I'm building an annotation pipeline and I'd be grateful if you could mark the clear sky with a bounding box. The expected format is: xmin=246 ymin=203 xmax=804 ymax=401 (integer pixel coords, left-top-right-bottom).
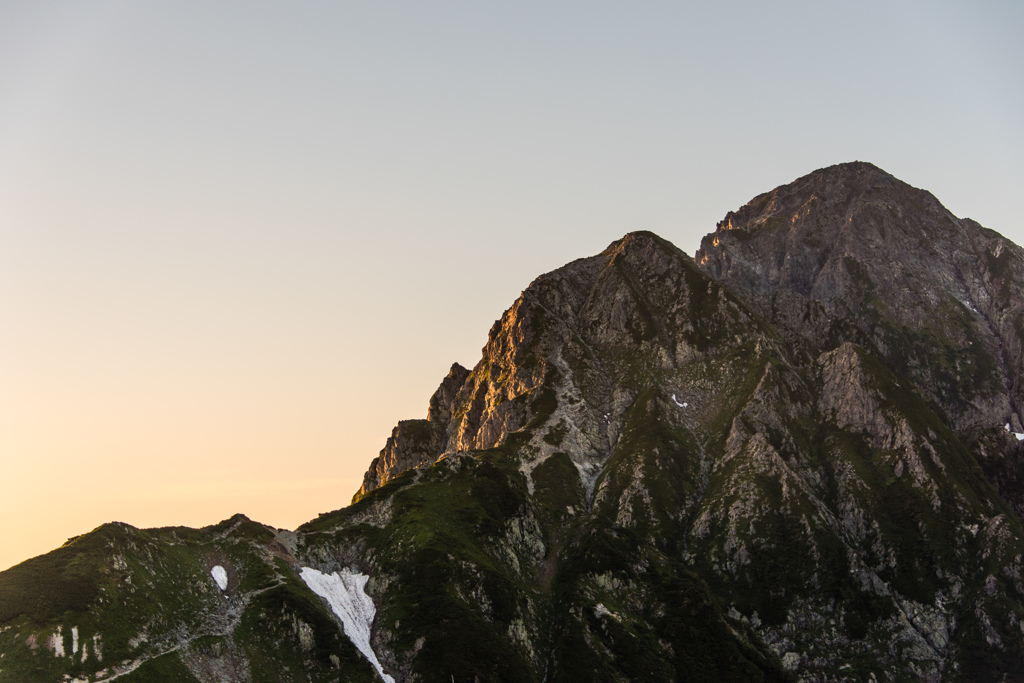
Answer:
xmin=2 ymin=1 xmax=1022 ymax=571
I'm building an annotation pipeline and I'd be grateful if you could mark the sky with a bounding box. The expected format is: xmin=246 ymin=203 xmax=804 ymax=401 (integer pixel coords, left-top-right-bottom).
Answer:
xmin=2 ymin=1 xmax=1022 ymax=571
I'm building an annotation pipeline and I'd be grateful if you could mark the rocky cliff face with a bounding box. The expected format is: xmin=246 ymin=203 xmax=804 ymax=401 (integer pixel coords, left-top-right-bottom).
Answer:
xmin=4 ymin=162 xmax=1024 ymax=683
xmin=695 ymin=161 xmax=1024 ymax=436
xmin=358 ymin=231 xmax=769 ymax=503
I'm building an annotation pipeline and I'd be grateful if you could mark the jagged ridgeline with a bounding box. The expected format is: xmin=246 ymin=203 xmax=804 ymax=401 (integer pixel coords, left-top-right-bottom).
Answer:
xmin=3 ymin=162 xmax=1024 ymax=683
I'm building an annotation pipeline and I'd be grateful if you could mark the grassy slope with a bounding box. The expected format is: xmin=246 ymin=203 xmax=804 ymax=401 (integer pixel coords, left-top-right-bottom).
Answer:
xmin=0 ymin=516 xmax=380 ymax=683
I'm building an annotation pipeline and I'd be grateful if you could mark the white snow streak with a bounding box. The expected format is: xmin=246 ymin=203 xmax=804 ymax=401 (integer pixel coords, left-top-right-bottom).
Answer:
xmin=671 ymin=394 xmax=688 ymax=408
xmin=300 ymin=567 xmax=394 ymax=683
xmin=1006 ymin=424 xmax=1024 ymax=441
xmin=210 ymin=566 xmax=228 ymax=591
xmin=50 ymin=626 xmax=64 ymax=657
xmin=72 ymin=626 xmax=79 ymax=654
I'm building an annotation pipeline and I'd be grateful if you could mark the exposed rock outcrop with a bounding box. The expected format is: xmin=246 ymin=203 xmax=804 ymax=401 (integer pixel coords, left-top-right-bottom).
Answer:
xmin=356 ymin=419 xmax=446 ymax=499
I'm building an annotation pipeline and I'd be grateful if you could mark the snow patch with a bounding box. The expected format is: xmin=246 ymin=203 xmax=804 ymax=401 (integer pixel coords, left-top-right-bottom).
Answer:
xmin=72 ymin=626 xmax=79 ymax=654
xmin=671 ymin=394 xmax=688 ymax=408
xmin=210 ymin=565 xmax=228 ymax=591
xmin=1005 ymin=424 xmax=1024 ymax=441
xmin=49 ymin=626 xmax=64 ymax=657
xmin=300 ymin=567 xmax=394 ymax=683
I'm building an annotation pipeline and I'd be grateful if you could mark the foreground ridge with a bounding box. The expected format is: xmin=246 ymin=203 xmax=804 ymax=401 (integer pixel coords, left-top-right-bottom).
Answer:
xmin=3 ymin=162 xmax=1024 ymax=682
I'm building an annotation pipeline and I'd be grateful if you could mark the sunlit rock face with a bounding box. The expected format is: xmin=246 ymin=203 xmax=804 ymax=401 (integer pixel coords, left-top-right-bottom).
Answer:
xmin=5 ymin=162 xmax=1024 ymax=683
xmin=361 ymin=229 xmax=771 ymax=501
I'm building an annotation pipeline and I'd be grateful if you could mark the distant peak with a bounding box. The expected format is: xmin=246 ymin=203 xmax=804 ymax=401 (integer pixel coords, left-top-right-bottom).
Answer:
xmin=603 ymin=230 xmax=674 ymax=256
xmin=612 ymin=229 xmax=662 ymax=244
xmin=802 ymin=160 xmax=901 ymax=185
xmin=820 ymin=160 xmax=887 ymax=174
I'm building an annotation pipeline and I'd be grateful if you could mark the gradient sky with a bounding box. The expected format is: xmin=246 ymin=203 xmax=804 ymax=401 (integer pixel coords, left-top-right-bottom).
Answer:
xmin=2 ymin=1 xmax=1022 ymax=571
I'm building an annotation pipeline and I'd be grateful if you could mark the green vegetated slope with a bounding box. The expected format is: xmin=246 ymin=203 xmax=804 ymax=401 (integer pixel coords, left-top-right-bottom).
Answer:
xmin=0 ymin=516 xmax=379 ymax=683
xmin=4 ymin=162 xmax=1024 ymax=682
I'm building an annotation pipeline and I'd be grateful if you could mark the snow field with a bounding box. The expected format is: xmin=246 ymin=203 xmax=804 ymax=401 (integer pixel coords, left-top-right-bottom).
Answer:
xmin=210 ymin=565 xmax=229 ymax=591
xmin=300 ymin=567 xmax=395 ymax=683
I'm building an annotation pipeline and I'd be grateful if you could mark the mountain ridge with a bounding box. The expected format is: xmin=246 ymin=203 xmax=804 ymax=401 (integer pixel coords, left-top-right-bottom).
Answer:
xmin=4 ymin=162 xmax=1024 ymax=682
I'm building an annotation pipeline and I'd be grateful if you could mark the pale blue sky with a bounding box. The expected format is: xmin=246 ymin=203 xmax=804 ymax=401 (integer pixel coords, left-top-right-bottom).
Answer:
xmin=1 ymin=1 xmax=1022 ymax=569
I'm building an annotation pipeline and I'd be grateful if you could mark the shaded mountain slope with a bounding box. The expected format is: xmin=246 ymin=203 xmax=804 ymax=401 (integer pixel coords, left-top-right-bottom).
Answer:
xmin=4 ymin=163 xmax=1024 ymax=683
xmin=694 ymin=161 xmax=1024 ymax=436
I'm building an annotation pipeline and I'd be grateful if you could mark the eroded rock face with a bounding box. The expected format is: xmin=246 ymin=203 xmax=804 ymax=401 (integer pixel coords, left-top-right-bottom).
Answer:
xmin=355 ymin=364 xmax=471 ymax=499
xmin=356 ymin=420 xmax=446 ymax=499
xmin=819 ymin=342 xmax=889 ymax=439
xmin=359 ymin=231 xmax=771 ymax=500
xmin=426 ymin=363 xmax=470 ymax=424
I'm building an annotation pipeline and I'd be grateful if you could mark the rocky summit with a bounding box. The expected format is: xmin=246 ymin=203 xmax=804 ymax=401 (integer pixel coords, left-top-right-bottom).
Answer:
xmin=3 ymin=162 xmax=1024 ymax=683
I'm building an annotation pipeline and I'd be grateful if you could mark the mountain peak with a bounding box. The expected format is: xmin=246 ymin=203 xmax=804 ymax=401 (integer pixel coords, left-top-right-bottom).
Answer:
xmin=602 ymin=229 xmax=679 ymax=258
xmin=696 ymin=161 xmax=1024 ymax=435
xmin=704 ymin=161 xmax=936 ymax=239
xmin=694 ymin=161 xmax=961 ymax=288
xmin=809 ymin=159 xmax=890 ymax=178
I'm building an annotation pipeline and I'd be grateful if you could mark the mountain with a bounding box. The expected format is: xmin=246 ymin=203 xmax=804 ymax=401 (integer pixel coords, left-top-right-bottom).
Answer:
xmin=3 ymin=162 xmax=1024 ymax=683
